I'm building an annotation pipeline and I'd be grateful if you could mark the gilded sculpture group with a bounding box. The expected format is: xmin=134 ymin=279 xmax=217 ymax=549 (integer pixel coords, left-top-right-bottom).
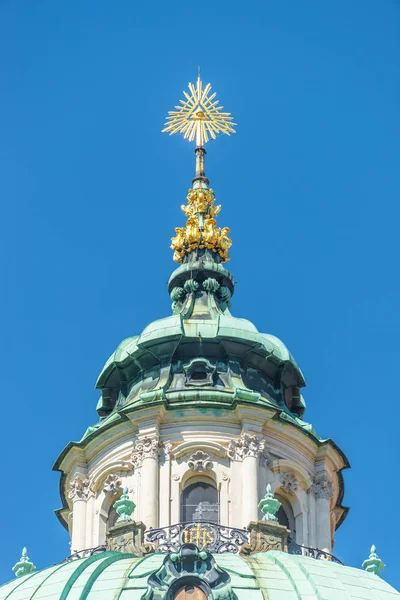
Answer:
xmin=171 ymin=188 xmax=232 ymax=263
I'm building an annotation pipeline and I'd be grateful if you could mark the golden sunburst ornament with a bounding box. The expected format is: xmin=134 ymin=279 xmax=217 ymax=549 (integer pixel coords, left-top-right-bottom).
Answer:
xmin=162 ymin=74 xmax=236 ymax=147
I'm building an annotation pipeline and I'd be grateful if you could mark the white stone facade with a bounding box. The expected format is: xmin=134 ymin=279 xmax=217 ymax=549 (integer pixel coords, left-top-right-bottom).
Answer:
xmin=58 ymin=403 xmax=347 ymax=555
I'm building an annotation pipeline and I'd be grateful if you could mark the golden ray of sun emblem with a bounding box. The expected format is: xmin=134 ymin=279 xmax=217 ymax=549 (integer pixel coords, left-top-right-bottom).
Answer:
xmin=162 ymin=74 xmax=236 ymax=147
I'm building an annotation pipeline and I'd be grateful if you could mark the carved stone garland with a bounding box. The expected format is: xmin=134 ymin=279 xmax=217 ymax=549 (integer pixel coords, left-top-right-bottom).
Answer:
xmin=227 ymin=433 xmax=265 ymax=461
xmin=187 ymin=450 xmax=214 ymax=472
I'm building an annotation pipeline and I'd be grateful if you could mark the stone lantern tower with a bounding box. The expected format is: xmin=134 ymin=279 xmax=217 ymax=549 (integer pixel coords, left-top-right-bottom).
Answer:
xmin=53 ymin=74 xmax=349 ymax=558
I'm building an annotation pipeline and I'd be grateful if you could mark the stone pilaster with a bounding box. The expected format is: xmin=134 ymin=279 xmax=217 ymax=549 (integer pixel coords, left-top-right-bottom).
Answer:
xmin=312 ymin=474 xmax=334 ymax=552
xmin=132 ymin=435 xmax=161 ymax=529
xmin=68 ymin=474 xmax=92 ymax=553
xmin=228 ymin=433 xmax=265 ymax=525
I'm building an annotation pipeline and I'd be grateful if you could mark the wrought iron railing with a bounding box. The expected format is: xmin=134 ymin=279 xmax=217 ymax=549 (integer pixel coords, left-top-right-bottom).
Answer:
xmin=63 ymin=545 xmax=107 ymax=562
xmin=145 ymin=521 xmax=249 ymax=554
xmin=287 ymin=537 xmax=343 ymax=564
xmin=61 ymin=526 xmax=343 ymax=565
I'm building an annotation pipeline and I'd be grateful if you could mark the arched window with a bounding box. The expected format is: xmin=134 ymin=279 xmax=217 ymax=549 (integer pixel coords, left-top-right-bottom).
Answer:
xmin=276 ymin=505 xmax=290 ymax=529
xmin=106 ymin=505 xmax=119 ymax=533
xmin=174 ymin=585 xmax=207 ymax=600
xmin=181 ymin=482 xmax=219 ymax=523
xmin=275 ymin=494 xmax=296 ymax=537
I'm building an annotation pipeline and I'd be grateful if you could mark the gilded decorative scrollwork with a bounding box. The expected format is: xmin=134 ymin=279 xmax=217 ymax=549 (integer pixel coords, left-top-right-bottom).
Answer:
xmin=171 ymin=188 xmax=232 ymax=263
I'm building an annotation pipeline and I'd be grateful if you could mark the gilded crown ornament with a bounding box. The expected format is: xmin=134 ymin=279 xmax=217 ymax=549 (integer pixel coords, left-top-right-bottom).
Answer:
xmin=163 ymin=72 xmax=235 ymax=264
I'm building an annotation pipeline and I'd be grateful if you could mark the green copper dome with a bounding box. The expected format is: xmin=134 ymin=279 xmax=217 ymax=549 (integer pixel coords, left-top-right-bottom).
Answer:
xmin=93 ymin=252 xmax=311 ymax=437
xmin=1 ymin=550 xmax=397 ymax=600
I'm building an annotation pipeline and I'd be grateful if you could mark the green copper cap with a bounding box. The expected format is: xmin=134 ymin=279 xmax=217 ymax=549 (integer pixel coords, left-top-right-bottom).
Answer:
xmin=258 ymin=484 xmax=282 ymax=522
xmin=113 ymin=487 xmax=136 ymax=523
xmin=362 ymin=544 xmax=385 ymax=575
xmin=12 ymin=547 xmax=36 ymax=578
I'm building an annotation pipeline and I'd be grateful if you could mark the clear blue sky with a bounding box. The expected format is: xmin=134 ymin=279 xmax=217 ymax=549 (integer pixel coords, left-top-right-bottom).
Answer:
xmin=1 ymin=0 xmax=399 ymax=588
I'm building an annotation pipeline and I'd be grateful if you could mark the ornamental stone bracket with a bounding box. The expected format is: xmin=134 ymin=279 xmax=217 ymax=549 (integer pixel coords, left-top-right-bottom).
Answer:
xmin=68 ymin=474 xmax=93 ymax=502
xmin=187 ymin=450 xmax=214 ymax=472
xmin=312 ymin=474 xmax=334 ymax=500
xmin=280 ymin=471 xmax=298 ymax=495
xmin=103 ymin=473 xmax=122 ymax=496
xmin=227 ymin=433 xmax=265 ymax=461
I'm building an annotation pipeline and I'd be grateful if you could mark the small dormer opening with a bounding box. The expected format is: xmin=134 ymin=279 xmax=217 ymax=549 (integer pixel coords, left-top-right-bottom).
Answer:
xmin=183 ymin=358 xmax=216 ymax=387
xmin=191 ymin=369 xmax=207 ymax=381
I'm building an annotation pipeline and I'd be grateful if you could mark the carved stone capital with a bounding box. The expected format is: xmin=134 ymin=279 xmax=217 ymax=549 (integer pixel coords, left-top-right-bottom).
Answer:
xmin=280 ymin=471 xmax=298 ymax=495
xmin=68 ymin=474 xmax=93 ymax=502
xmin=103 ymin=473 xmax=122 ymax=496
xmin=106 ymin=520 xmax=151 ymax=555
xmin=239 ymin=520 xmax=290 ymax=556
xmin=312 ymin=475 xmax=334 ymax=500
xmin=131 ymin=435 xmax=161 ymax=468
xmin=187 ymin=450 xmax=213 ymax=472
xmin=228 ymin=433 xmax=265 ymax=461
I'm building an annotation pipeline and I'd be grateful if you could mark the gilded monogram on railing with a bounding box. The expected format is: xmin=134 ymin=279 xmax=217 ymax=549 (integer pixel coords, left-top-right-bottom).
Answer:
xmin=145 ymin=521 xmax=249 ymax=554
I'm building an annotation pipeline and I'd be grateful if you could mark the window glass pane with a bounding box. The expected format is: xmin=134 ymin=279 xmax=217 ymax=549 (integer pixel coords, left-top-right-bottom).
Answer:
xmin=181 ymin=482 xmax=219 ymax=523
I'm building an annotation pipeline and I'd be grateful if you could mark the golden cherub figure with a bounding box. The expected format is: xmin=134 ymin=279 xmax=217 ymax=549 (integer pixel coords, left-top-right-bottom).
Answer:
xmin=185 ymin=217 xmax=200 ymax=249
xmin=218 ymin=227 xmax=232 ymax=262
xmin=202 ymin=218 xmax=218 ymax=250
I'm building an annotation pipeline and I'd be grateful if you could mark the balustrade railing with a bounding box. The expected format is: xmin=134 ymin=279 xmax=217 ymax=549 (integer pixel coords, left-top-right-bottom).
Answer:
xmin=145 ymin=521 xmax=249 ymax=554
xmin=61 ymin=524 xmax=343 ymax=565
xmin=287 ymin=536 xmax=343 ymax=564
xmin=63 ymin=545 xmax=107 ymax=562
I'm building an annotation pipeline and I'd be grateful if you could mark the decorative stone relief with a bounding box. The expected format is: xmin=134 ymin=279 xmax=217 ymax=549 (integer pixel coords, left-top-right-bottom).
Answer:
xmin=187 ymin=450 xmax=213 ymax=472
xmin=131 ymin=435 xmax=161 ymax=468
xmin=161 ymin=442 xmax=173 ymax=462
xmin=222 ymin=472 xmax=229 ymax=481
xmin=103 ymin=473 xmax=122 ymax=495
xmin=240 ymin=520 xmax=289 ymax=556
xmin=227 ymin=433 xmax=265 ymax=461
xmin=280 ymin=471 xmax=298 ymax=495
xmin=259 ymin=446 xmax=273 ymax=467
xmin=312 ymin=474 xmax=334 ymax=499
xmin=68 ymin=474 xmax=92 ymax=501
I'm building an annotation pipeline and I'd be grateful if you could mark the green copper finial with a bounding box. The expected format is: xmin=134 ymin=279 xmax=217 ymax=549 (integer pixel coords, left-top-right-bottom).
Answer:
xmin=12 ymin=547 xmax=36 ymax=578
xmin=362 ymin=544 xmax=385 ymax=575
xmin=258 ymin=484 xmax=282 ymax=522
xmin=113 ymin=487 xmax=136 ymax=523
